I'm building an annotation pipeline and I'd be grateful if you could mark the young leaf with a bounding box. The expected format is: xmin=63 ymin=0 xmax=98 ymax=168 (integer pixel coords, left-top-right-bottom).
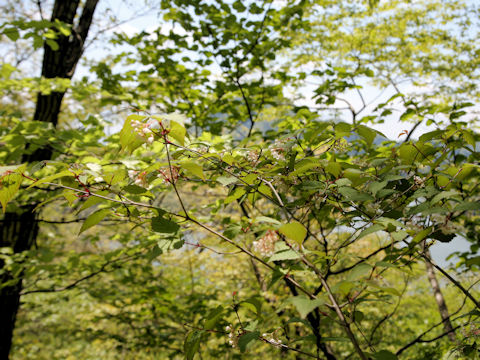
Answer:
xmin=279 ymin=221 xmax=307 ymax=245
xmin=79 ymin=209 xmax=110 ymax=234
xmin=181 ymin=162 xmax=205 ymax=180
xmin=26 ymin=170 xmax=73 ymax=189
xmin=0 ymin=164 xmax=26 ymax=212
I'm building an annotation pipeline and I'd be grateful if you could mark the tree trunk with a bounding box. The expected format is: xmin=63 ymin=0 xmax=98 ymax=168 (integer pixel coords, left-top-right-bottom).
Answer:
xmin=0 ymin=1 xmax=98 ymax=357
xmin=424 ymin=249 xmax=456 ymax=342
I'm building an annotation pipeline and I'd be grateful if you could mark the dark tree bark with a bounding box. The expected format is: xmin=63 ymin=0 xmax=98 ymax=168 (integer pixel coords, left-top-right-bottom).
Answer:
xmin=0 ymin=1 xmax=99 ymax=358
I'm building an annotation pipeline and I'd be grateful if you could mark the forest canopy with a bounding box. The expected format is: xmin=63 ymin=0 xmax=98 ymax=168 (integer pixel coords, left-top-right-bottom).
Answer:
xmin=0 ymin=0 xmax=479 ymax=359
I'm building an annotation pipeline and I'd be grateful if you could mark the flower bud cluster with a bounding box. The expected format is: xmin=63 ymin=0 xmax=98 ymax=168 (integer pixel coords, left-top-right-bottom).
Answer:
xmin=413 ymin=175 xmax=425 ymax=188
xmin=333 ymin=138 xmax=348 ymax=152
xmin=246 ymin=150 xmax=260 ymax=165
xmin=158 ymin=166 xmax=179 ymax=185
xmin=131 ymin=118 xmax=161 ymax=144
xmin=225 ymin=325 xmax=238 ymax=348
xmin=128 ymin=170 xmax=148 ymax=187
xmin=253 ymin=230 xmax=279 ymax=257
xmin=262 ymin=331 xmax=282 ymax=347
xmin=269 ymin=138 xmax=293 ymax=161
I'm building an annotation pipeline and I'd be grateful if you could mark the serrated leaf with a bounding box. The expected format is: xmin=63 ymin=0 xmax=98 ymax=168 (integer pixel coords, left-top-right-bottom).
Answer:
xmin=222 ymin=153 xmax=235 ymax=165
xmin=430 ymin=190 xmax=459 ymax=205
xmin=217 ymin=176 xmax=237 ymax=186
xmin=269 ymin=250 xmax=300 ymax=262
xmin=357 ymin=125 xmax=376 ymax=147
xmin=454 ymin=202 xmax=480 ymax=212
xmin=412 ymin=227 xmax=432 ymax=244
xmin=357 ymin=224 xmax=385 ymax=239
xmin=0 ymin=164 xmax=26 ymax=212
xmin=240 ymin=298 xmax=262 ymax=316
xmin=79 ymin=208 xmax=110 ymax=234
xmin=347 ymin=263 xmax=372 ymax=281
xmin=287 ymin=295 xmax=326 ymax=319
xmin=168 ymin=120 xmax=186 ymax=145
xmin=279 ymin=221 xmax=307 ymax=245
xmin=123 ymin=184 xmax=148 ymax=194
xmin=204 ymin=305 xmax=224 ymax=330
xmin=181 ymin=161 xmax=205 ymax=180
xmin=78 ymin=190 xmax=109 ymax=211
xmin=326 ymin=162 xmax=342 ymax=177
xmin=254 ymin=216 xmax=281 ymax=225
xmin=224 ymin=187 xmax=246 ymax=204
xmin=63 ymin=190 xmax=77 ymax=206
xmin=151 ymin=216 xmax=180 ymax=233
xmin=27 ymin=170 xmax=73 ymax=189
xmin=338 ymin=187 xmax=374 ymax=202
xmin=238 ymin=331 xmax=259 ymax=352
xmin=184 ymin=330 xmax=203 ymax=360
xmin=119 ymin=114 xmax=146 ymax=153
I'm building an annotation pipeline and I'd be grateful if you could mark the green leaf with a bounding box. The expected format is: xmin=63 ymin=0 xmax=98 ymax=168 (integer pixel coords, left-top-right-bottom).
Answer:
xmin=254 ymin=216 xmax=281 ymax=225
xmin=184 ymin=330 xmax=203 ymax=360
xmin=217 ymin=176 xmax=237 ymax=186
xmin=224 ymin=187 xmax=246 ymax=204
xmin=398 ymin=144 xmax=418 ymax=164
xmin=26 ymin=170 xmax=73 ymax=189
xmin=204 ymin=306 xmax=224 ymax=330
xmin=119 ymin=114 xmax=147 ymax=153
xmin=222 ymin=153 xmax=235 ymax=165
xmin=181 ymin=161 xmax=205 ymax=180
xmin=279 ymin=221 xmax=307 ymax=245
xmin=0 ymin=164 xmax=26 ymax=212
xmin=169 ymin=120 xmax=187 ymax=145
xmin=430 ymin=230 xmax=455 ymax=243
xmin=347 ymin=263 xmax=372 ymax=281
xmin=326 ymin=162 xmax=342 ymax=177
xmin=240 ymin=298 xmax=262 ymax=317
xmin=338 ymin=187 xmax=374 ymax=202
xmin=454 ymin=202 xmax=480 ymax=212
xmin=151 ymin=216 xmax=180 ymax=233
xmin=46 ymin=39 xmax=59 ymax=50
xmin=369 ymin=180 xmax=388 ymax=196
xmin=269 ymin=249 xmax=300 ymax=262
xmin=3 ymin=27 xmax=19 ymax=41
xmin=372 ymin=350 xmax=398 ymax=360
xmin=79 ymin=209 xmax=110 ymax=234
xmin=430 ymin=190 xmax=459 ymax=205
xmin=411 ymin=227 xmax=432 ymax=244
xmin=357 ymin=125 xmax=376 ymax=147
xmin=238 ymin=331 xmax=259 ymax=353
xmin=287 ymin=295 xmax=326 ymax=319
xmin=123 ymin=184 xmax=148 ymax=194
xmin=78 ymin=191 xmax=108 ymax=211
xmin=462 ymin=131 xmax=476 ymax=148
xmin=357 ymin=224 xmax=385 ymax=239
